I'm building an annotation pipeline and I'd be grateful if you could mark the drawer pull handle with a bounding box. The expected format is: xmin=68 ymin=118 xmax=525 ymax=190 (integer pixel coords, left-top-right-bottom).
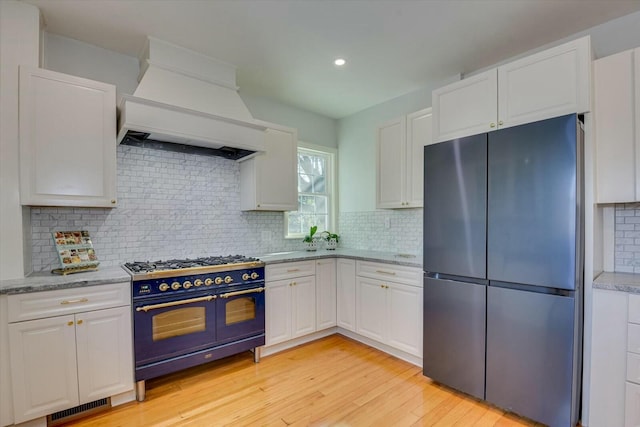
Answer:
xmin=375 ymin=270 xmax=396 ymax=276
xmin=219 ymin=287 xmax=265 ymax=298
xmin=61 ymin=298 xmax=89 ymax=305
xmin=287 ymin=269 xmax=300 ymax=272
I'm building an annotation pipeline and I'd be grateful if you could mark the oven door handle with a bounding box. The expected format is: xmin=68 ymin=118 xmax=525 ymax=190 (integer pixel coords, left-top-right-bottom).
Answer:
xmin=219 ymin=287 xmax=265 ymax=299
xmin=135 ymin=295 xmax=217 ymax=312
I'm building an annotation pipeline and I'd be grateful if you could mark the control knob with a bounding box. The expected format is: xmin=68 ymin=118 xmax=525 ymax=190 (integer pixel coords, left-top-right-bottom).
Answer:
xmin=224 ymin=276 xmax=233 ymax=284
xmin=214 ymin=277 xmax=223 ymax=285
xmin=171 ymin=281 xmax=181 ymax=290
xmin=194 ymin=279 xmax=203 ymax=287
xmin=242 ymin=273 xmax=250 ymax=281
xmin=159 ymin=283 xmax=170 ymax=291
xmin=183 ymin=281 xmax=192 ymax=289
xmin=204 ymin=278 xmax=213 ymax=286
xmin=250 ymin=272 xmax=259 ymax=280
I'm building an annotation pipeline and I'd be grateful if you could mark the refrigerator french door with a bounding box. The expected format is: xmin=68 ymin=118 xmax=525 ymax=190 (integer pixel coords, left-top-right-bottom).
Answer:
xmin=423 ymin=133 xmax=487 ymax=400
xmin=423 ymin=114 xmax=582 ymax=427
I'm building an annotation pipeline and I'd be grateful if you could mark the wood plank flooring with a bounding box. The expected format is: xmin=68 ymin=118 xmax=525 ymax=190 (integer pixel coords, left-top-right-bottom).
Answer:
xmin=68 ymin=335 xmax=546 ymax=426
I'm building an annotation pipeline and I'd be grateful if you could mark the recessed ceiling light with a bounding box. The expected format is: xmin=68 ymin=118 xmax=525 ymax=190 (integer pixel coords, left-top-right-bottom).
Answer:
xmin=334 ymin=58 xmax=346 ymax=67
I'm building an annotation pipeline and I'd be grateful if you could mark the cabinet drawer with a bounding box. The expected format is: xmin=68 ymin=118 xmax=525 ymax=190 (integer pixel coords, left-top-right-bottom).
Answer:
xmin=8 ymin=282 xmax=131 ymax=323
xmin=356 ymin=261 xmax=421 ymax=287
xmin=266 ymin=261 xmax=315 ymax=281
xmin=630 ymin=323 xmax=640 ymax=355
xmin=630 ymin=294 xmax=640 ymax=325
xmin=629 ymin=352 xmax=640 ymax=385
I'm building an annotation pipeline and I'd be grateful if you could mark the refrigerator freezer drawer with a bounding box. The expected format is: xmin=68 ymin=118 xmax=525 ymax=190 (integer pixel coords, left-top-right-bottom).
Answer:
xmin=423 ymin=277 xmax=486 ymax=400
xmin=486 ymin=285 xmax=577 ymax=427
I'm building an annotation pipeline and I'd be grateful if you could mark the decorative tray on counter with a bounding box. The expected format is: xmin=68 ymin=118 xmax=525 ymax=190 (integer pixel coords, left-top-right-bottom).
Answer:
xmin=51 ymin=230 xmax=99 ymax=274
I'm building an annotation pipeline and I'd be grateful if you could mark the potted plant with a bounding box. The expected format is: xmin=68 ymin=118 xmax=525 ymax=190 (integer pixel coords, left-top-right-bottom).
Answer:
xmin=320 ymin=230 xmax=340 ymax=250
xmin=303 ymin=225 xmax=319 ymax=251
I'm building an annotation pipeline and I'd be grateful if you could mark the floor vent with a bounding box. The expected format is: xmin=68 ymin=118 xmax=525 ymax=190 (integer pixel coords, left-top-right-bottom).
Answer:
xmin=47 ymin=397 xmax=110 ymax=426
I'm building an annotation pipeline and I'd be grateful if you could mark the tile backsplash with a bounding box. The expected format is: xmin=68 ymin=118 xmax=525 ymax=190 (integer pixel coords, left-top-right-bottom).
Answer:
xmin=339 ymin=210 xmax=423 ymax=256
xmin=30 ymin=145 xmax=301 ymax=271
xmin=615 ymin=202 xmax=640 ymax=273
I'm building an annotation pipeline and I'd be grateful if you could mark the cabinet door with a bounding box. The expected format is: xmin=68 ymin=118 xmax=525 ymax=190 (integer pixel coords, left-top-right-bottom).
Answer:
xmin=19 ymin=67 xmax=117 ymax=207
xmin=9 ymin=315 xmax=79 ymax=423
xmin=376 ymin=117 xmax=406 ymax=208
xmin=594 ymin=49 xmax=636 ymax=203
xmin=498 ymin=36 xmax=590 ymax=129
xmin=292 ymin=275 xmax=316 ymax=338
xmin=240 ymin=126 xmax=298 ymax=211
xmin=336 ymin=259 xmax=356 ymax=331
xmin=75 ymin=306 xmax=133 ymax=404
xmin=589 ymin=289 xmax=628 ymax=427
xmin=635 ymin=47 xmax=640 ymax=202
xmin=406 ymin=108 xmax=432 ymax=208
xmin=432 ymin=69 xmax=498 ymax=143
xmin=626 ymin=382 xmax=640 ymax=427
xmin=355 ymin=277 xmax=386 ymax=343
xmin=316 ymin=259 xmax=337 ymax=330
xmin=386 ymin=282 xmax=422 ymax=357
xmin=265 ymin=279 xmax=292 ymax=346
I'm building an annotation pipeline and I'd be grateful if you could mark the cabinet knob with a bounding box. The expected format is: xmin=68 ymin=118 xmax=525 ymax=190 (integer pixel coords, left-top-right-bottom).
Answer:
xmin=111 ymin=200 xmax=116 ymax=204
xmin=498 ymin=120 xmax=504 ymax=126
xmin=67 ymin=321 xmax=74 ymax=326
xmin=77 ymin=319 xmax=83 ymax=325
xmin=490 ymin=122 xmax=496 ymax=128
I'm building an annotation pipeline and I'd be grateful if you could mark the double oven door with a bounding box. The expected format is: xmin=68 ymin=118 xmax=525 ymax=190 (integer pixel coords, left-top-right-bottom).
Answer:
xmin=133 ymin=284 xmax=265 ymax=368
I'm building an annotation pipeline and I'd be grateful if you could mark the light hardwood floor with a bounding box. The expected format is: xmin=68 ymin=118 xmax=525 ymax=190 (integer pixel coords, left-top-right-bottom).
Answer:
xmin=69 ymin=335 xmax=546 ymax=426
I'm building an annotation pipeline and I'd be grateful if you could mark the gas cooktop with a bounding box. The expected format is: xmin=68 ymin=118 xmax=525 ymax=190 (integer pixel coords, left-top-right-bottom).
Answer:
xmin=123 ymin=255 xmax=263 ymax=279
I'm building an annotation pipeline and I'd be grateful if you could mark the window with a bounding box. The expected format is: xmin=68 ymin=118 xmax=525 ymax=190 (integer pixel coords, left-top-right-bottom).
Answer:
xmin=286 ymin=144 xmax=336 ymax=238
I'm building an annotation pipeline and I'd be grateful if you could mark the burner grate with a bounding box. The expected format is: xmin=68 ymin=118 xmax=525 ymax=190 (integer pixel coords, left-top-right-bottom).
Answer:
xmin=124 ymin=255 xmax=260 ymax=274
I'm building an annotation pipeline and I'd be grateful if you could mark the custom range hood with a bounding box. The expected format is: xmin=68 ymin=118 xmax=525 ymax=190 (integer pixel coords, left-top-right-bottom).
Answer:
xmin=117 ymin=37 xmax=266 ymax=160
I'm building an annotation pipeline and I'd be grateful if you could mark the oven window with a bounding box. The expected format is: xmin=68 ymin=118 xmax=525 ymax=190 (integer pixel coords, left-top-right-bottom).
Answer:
xmin=152 ymin=307 xmax=206 ymax=341
xmin=225 ymin=297 xmax=256 ymax=325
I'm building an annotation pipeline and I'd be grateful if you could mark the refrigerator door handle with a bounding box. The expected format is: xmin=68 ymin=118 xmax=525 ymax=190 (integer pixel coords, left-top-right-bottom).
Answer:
xmin=424 ymin=271 xmax=488 ymax=286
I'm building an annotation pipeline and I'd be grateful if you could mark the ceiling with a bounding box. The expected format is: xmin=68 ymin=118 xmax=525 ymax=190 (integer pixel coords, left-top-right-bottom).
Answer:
xmin=22 ymin=0 xmax=640 ymax=119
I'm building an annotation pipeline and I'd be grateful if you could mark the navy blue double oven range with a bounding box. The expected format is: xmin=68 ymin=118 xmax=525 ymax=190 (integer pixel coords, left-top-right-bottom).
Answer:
xmin=125 ymin=255 xmax=265 ymax=401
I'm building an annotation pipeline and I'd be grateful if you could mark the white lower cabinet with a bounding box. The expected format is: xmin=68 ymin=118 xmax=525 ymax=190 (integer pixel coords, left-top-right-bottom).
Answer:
xmin=590 ymin=289 xmax=640 ymax=427
xmin=7 ymin=283 xmax=133 ymax=424
xmin=336 ymin=258 xmax=356 ymax=332
xmin=316 ymin=259 xmax=337 ymax=330
xmin=265 ymin=261 xmax=316 ymax=346
xmin=355 ymin=261 xmax=423 ymax=358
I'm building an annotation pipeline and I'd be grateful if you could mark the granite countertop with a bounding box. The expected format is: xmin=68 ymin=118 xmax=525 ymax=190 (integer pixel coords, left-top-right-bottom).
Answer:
xmin=0 ymin=266 xmax=131 ymax=295
xmin=593 ymin=271 xmax=640 ymax=295
xmin=254 ymin=248 xmax=422 ymax=269
xmin=0 ymin=249 xmax=422 ymax=295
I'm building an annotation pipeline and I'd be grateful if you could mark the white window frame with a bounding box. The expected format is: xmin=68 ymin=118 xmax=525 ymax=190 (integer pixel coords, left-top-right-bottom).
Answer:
xmin=285 ymin=141 xmax=338 ymax=239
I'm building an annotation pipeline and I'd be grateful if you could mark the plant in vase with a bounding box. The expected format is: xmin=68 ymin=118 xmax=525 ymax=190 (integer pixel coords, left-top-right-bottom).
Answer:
xmin=303 ymin=225 xmax=319 ymax=251
xmin=320 ymin=231 xmax=340 ymax=250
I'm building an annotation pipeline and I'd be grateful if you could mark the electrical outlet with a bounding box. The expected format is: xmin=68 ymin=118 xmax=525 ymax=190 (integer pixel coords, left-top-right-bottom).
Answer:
xmin=261 ymin=231 xmax=272 ymax=241
xmin=384 ymin=218 xmax=391 ymax=229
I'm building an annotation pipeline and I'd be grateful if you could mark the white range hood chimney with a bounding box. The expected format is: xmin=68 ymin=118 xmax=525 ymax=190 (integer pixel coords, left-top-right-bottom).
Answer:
xmin=117 ymin=37 xmax=265 ymax=159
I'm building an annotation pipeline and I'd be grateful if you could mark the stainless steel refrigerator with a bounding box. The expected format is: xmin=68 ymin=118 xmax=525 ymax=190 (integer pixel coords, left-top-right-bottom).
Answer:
xmin=422 ymin=114 xmax=583 ymax=427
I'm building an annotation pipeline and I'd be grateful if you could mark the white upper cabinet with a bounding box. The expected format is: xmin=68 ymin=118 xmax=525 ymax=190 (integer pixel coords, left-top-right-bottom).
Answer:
xmin=19 ymin=67 xmax=117 ymax=207
xmin=433 ymin=36 xmax=591 ymax=143
xmin=240 ymin=123 xmax=298 ymax=211
xmin=376 ymin=108 xmax=432 ymax=209
xmin=595 ymin=48 xmax=640 ymax=203
xmin=432 ymin=69 xmax=498 ymax=142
